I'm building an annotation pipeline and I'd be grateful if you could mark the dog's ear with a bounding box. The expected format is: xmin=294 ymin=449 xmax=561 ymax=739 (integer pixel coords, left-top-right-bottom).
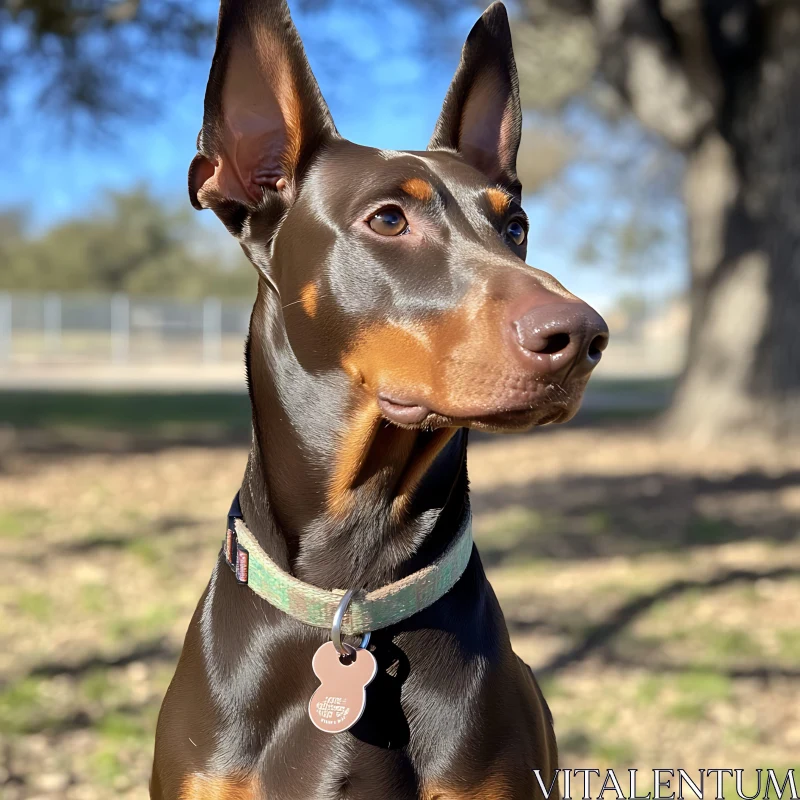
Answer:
xmin=429 ymin=2 xmax=522 ymax=199
xmin=189 ymin=0 xmax=337 ymax=231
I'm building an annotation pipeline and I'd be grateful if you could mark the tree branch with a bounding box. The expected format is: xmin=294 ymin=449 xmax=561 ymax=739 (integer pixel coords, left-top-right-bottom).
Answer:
xmin=0 ymin=0 xmax=215 ymax=126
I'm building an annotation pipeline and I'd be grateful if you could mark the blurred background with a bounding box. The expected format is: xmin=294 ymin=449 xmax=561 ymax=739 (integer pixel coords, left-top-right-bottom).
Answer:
xmin=1 ymin=0 xmax=798 ymax=797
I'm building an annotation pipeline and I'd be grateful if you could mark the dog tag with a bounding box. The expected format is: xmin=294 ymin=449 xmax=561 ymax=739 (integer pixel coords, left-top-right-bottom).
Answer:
xmin=308 ymin=641 xmax=377 ymax=733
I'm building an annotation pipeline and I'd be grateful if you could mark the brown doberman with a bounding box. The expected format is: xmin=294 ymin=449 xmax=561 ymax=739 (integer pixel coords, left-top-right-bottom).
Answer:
xmin=151 ymin=1 xmax=608 ymax=798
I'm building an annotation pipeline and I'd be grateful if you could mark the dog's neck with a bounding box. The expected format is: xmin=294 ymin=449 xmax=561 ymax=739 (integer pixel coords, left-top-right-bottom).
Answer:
xmin=238 ymin=280 xmax=469 ymax=592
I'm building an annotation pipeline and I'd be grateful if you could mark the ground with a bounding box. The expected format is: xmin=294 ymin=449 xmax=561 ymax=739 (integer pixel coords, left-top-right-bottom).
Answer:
xmin=1 ymin=404 xmax=798 ymax=799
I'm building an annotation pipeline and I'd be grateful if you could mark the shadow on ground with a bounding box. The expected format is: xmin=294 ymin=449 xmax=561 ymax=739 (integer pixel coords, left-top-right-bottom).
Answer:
xmin=2 ymin=418 xmax=800 ymax=795
xmin=472 ymin=468 xmax=800 ymax=564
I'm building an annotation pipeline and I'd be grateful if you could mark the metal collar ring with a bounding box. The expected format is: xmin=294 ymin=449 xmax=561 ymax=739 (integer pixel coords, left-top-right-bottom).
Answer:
xmin=331 ymin=589 xmax=371 ymax=656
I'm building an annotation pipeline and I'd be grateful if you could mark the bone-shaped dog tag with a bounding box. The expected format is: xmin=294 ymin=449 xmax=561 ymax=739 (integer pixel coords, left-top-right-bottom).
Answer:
xmin=308 ymin=641 xmax=377 ymax=733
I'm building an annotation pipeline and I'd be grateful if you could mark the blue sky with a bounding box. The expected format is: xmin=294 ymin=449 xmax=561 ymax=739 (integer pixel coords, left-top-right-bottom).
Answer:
xmin=1 ymin=0 xmax=469 ymax=224
xmin=0 ymin=0 xmax=687 ymax=313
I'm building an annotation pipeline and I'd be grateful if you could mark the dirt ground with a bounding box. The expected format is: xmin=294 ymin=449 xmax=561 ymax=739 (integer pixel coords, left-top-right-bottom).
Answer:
xmin=1 ymin=424 xmax=799 ymax=799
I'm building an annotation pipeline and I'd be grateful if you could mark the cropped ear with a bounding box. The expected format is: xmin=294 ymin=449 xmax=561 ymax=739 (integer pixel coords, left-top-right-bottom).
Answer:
xmin=189 ymin=0 xmax=337 ymax=227
xmin=428 ymin=2 xmax=522 ymax=199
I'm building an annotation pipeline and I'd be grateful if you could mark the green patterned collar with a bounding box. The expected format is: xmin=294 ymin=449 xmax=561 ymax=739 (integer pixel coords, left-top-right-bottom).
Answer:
xmin=222 ymin=499 xmax=473 ymax=636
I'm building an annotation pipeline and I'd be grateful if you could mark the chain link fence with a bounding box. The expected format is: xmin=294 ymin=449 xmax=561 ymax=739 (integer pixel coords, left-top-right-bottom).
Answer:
xmin=0 ymin=292 xmax=686 ymax=386
xmin=0 ymin=293 xmax=252 ymax=367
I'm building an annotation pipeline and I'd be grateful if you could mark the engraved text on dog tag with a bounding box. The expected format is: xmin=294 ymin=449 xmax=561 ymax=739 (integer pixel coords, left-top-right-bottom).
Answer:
xmin=308 ymin=641 xmax=377 ymax=733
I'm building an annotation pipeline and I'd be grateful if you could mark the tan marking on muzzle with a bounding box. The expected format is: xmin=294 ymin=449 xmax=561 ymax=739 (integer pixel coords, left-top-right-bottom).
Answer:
xmin=341 ymin=320 xmax=437 ymax=400
xmin=327 ymin=311 xmax=493 ymax=514
xmin=329 ymin=323 xmax=445 ymax=515
xmin=486 ymin=187 xmax=512 ymax=215
xmin=330 ymin=275 xmax=593 ymax=512
xmin=327 ymin=400 xmax=385 ymax=517
xmin=179 ymin=773 xmax=259 ymax=800
xmin=400 ymin=177 xmax=435 ymax=202
xmin=339 ymin=298 xmax=511 ymax=417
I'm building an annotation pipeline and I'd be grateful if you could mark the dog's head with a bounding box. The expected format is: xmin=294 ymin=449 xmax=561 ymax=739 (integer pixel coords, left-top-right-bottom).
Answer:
xmin=190 ymin=0 xmax=608 ymax=433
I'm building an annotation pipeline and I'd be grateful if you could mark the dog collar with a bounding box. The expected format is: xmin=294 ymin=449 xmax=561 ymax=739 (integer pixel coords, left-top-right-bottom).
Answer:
xmin=222 ymin=494 xmax=473 ymax=635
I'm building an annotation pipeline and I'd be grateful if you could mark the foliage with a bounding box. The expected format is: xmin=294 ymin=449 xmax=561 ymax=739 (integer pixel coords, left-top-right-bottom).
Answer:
xmin=0 ymin=0 xmax=215 ymax=129
xmin=0 ymin=186 xmax=256 ymax=298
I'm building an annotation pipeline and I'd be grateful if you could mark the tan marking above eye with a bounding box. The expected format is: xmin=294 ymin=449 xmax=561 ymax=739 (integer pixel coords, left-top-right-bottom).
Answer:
xmin=400 ymin=177 xmax=435 ymax=202
xmin=300 ymin=282 xmax=319 ymax=317
xmin=486 ymin=187 xmax=512 ymax=215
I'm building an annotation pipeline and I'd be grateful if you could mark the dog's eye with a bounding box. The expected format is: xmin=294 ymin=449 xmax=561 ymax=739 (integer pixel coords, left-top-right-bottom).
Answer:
xmin=368 ymin=207 xmax=408 ymax=236
xmin=505 ymin=220 xmax=526 ymax=246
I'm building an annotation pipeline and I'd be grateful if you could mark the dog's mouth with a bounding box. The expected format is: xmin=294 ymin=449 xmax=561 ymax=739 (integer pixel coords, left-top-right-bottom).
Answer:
xmin=377 ymin=396 xmax=431 ymax=426
xmin=376 ymin=386 xmax=581 ymax=431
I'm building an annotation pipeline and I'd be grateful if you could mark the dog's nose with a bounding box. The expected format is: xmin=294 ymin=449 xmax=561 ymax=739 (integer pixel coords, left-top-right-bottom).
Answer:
xmin=512 ymin=301 xmax=609 ymax=379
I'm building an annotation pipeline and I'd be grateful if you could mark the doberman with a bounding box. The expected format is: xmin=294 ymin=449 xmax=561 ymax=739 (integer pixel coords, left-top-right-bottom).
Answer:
xmin=152 ymin=1 xmax=608 ymax=798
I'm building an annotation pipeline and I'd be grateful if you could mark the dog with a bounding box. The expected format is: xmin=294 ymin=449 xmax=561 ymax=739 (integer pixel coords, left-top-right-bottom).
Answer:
xmin=151 ymin=1 xmax=608 ymax=797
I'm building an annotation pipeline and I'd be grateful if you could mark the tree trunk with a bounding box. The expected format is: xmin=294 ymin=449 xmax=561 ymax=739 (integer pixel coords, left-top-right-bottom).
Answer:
xmin=665 ymin=6 xmax=800 ymax=441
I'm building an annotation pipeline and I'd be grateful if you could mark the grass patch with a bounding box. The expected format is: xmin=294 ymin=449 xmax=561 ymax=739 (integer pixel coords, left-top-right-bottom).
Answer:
xmin=0 ymin=382 xmax=669 ymax=439
xmin=777 ymin=630 xmax=800 ymax=661
xmin=708 ymin=628 xmax=762 ymax=659
xmin=476 ymin=505 xmax=545 ymax=544
xmin=80 ymin=582 xmax=113 ymax=613
xmin=0 ymin=511 xmax=27 ymax=539
xmin=80 ymin=669 xmax=113 ymax=705
xmin=592 ymin=738 xmax=636 ymax=768
xmin=537 ymin=676 xmax=568 ymax=700
xmin=96 ymin=710 xmax=149 ymax=742
xmin=737 ymin=583 xmax=761 ymax=604
xmin=668 ymin=698 xmax=708 ymax=721
xmin=89 ymin=746 xmax=127 ymax=787
xmin=17 ymin=590 xmax=54 ymax=622
xmin=675 ymin=669 xmax=733 ymax=700
xmin=724 ymin=723 xmax=762 ymax=746
xmin=109 ymin=604 xmax=178 ymax=642
xmin=474 ymin=506 xmax=555 ymax=567
xmin=687 ymin=515 xmax=734 ymax=545
xmin=585 ymin=510 xmax=612 ymax=534
xmin=0 ymin=678 xmax=43 ymax=734
xmin=558 ymin=729 xmax=593 ymax=759
xmin=669 ymin=670 xmax=733 ymax=721
xmin=0 ymin=508 xmax=47 ymax=539
xmin=635 ymin=675 xmax=666 ymax=705
xmin=125 ymin=537 xmax=163 ymax=567
xmin=0 ymin=390 xmax=251 ymax=440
